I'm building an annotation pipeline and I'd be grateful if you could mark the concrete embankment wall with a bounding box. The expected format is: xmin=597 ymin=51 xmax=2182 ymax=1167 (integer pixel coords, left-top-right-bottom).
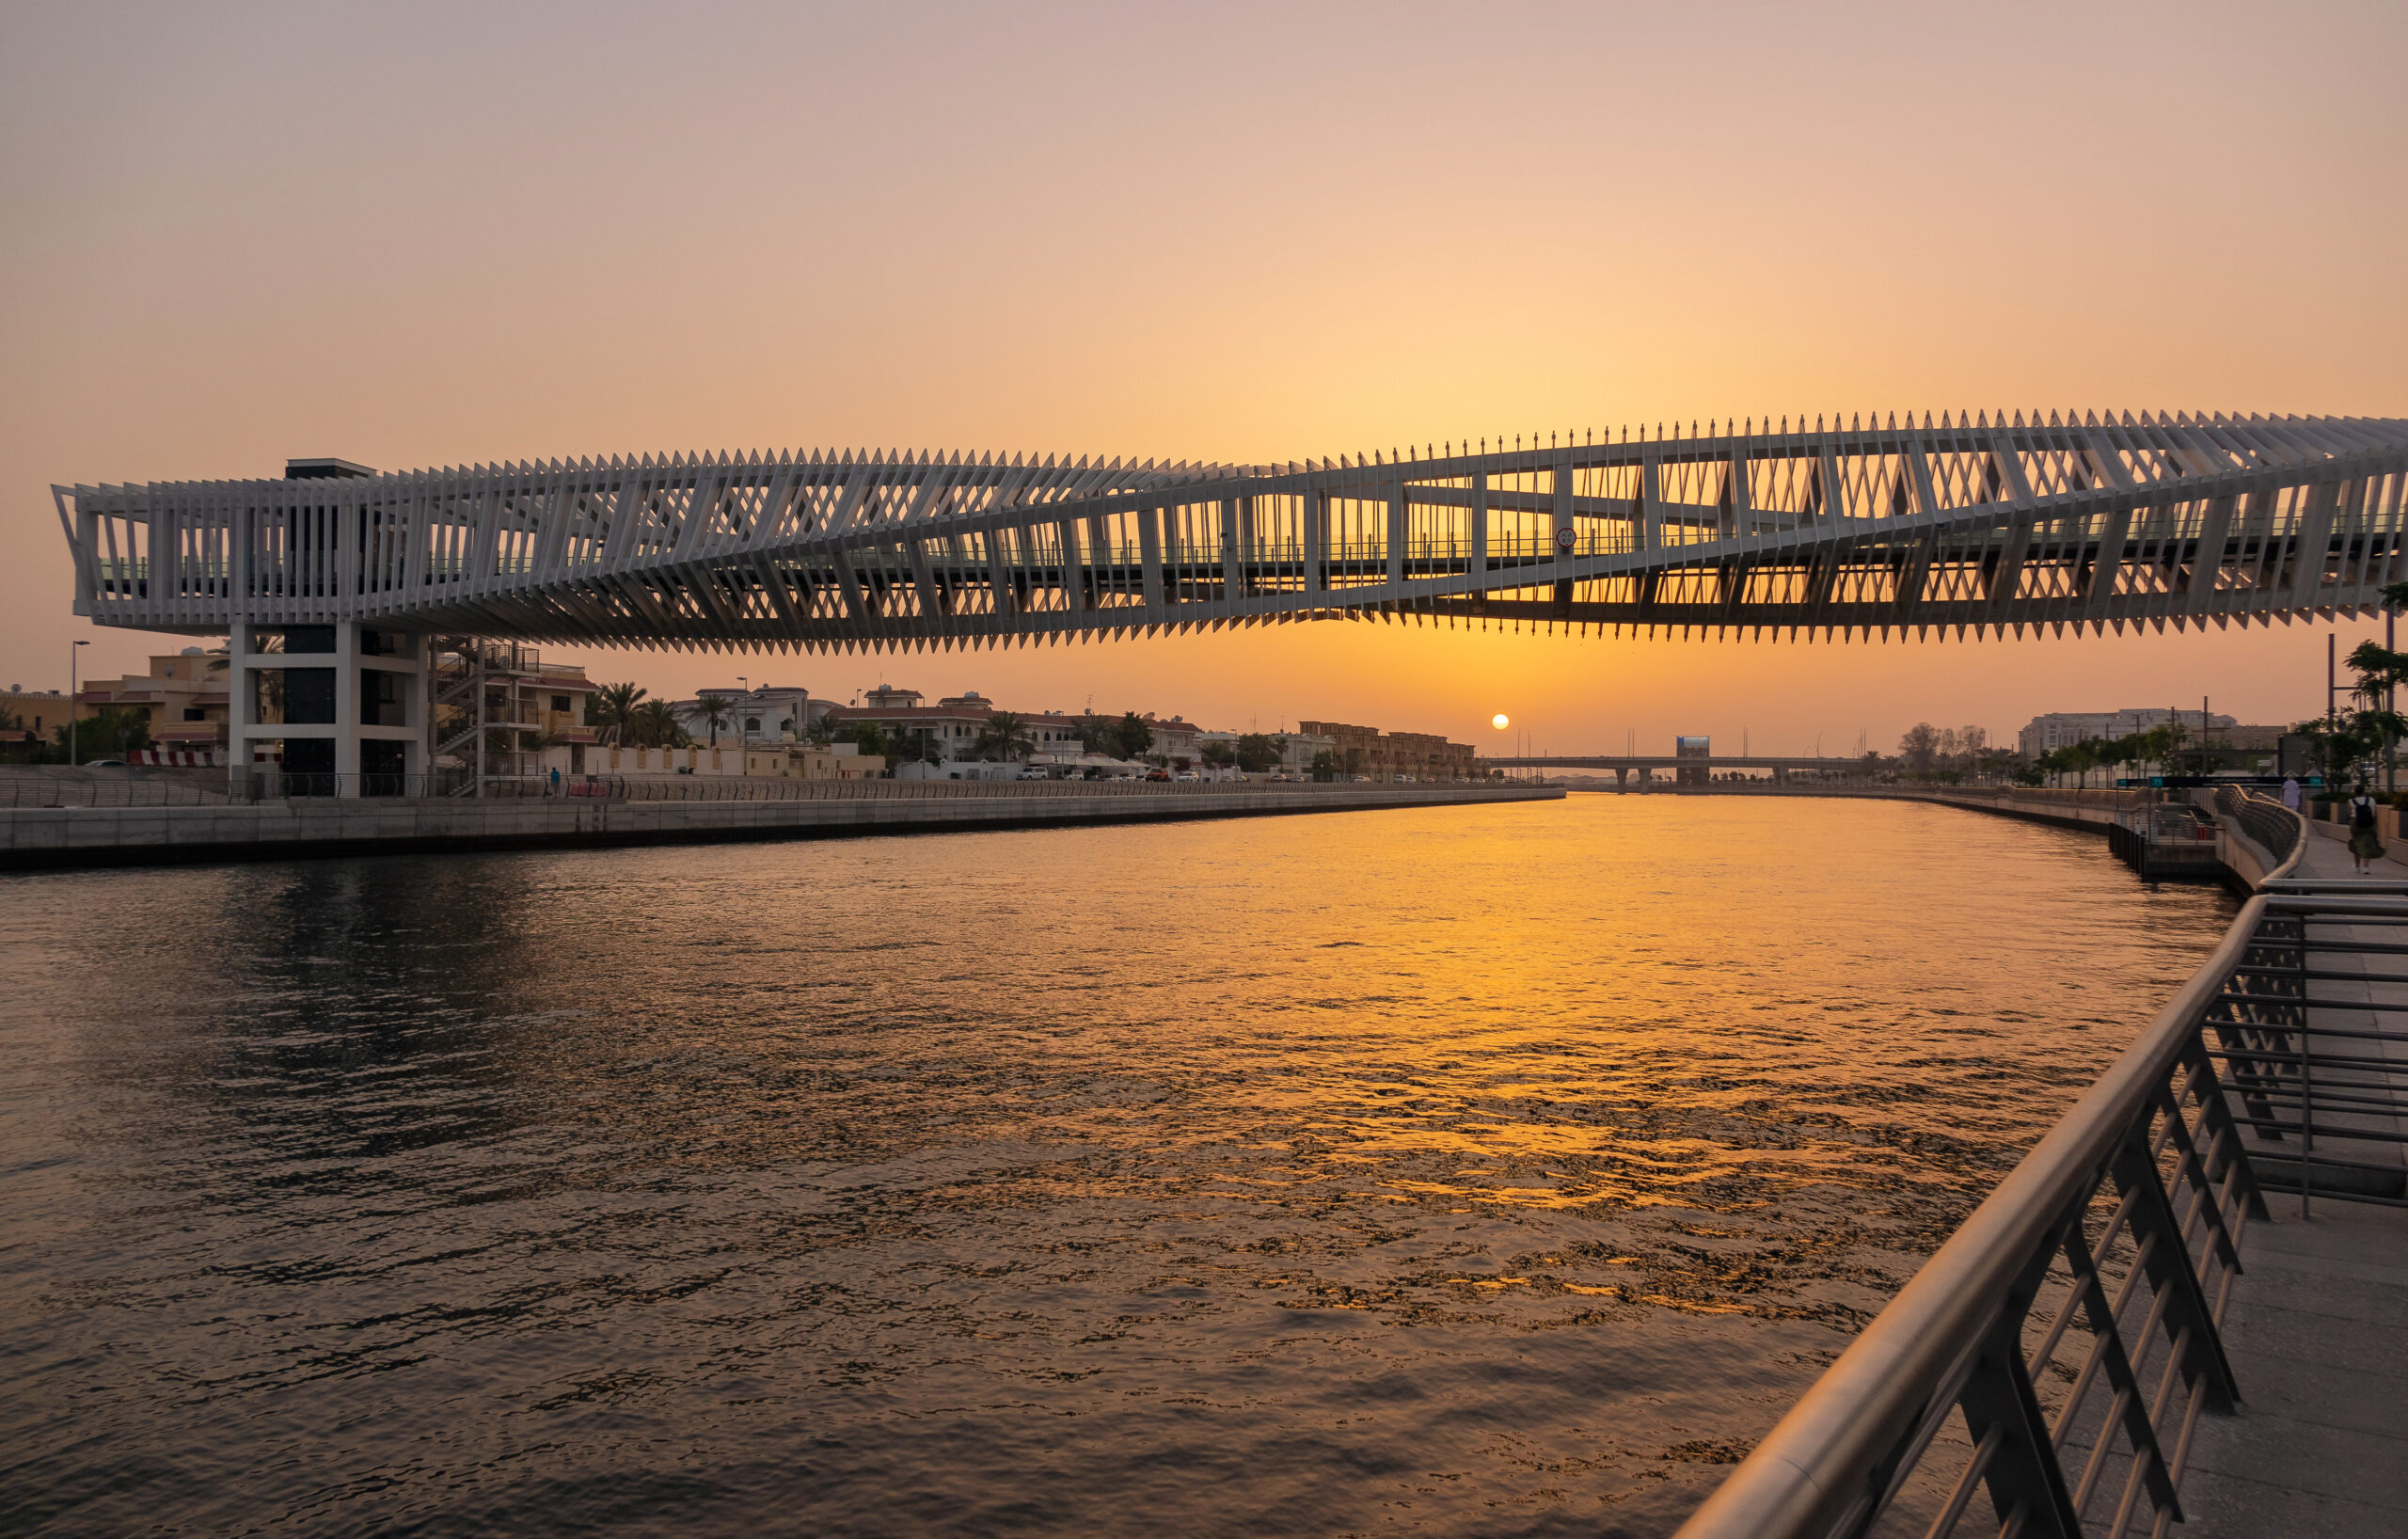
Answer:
xmin=1665 ymin=784 xmax=2130 ymax=833
xmin=1917 ymin=788 xmax=2127 ymax=833
xmin=1670 ymin=783 xmax=2306 ymax=889
xmin=0 ymin=785 xmax=1563 ymax=872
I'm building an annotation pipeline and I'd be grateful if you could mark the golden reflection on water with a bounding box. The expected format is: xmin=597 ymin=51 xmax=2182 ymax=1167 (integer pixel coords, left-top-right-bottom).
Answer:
xmin=0 ymin=797 xmax=2235 ymax=1537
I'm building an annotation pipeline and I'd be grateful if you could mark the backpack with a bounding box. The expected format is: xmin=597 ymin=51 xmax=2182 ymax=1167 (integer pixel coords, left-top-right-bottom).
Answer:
xmin=2355 ymin=797 xmax=2377 ymax=830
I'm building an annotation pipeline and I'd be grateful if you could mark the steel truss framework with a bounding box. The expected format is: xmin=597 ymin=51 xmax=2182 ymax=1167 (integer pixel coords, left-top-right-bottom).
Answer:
xmin=55 ymin=411 xmax=2408 ymax=652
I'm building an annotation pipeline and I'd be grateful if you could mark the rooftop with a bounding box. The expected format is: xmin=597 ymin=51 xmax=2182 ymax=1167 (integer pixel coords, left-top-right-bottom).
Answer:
xmin=284 ymin=457 xmax=377 ymax=480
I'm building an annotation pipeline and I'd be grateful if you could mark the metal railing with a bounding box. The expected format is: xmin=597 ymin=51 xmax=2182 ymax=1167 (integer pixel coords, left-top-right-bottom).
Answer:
xmin=0 ymin=769 xmax=244 ymax=808
xmin=1677 ymin=801 xmax=2316 ymax=1539
xmin=2214 ymin=785 xmax=2305 ymax=871
xmin=566 ymin=773 xmax=1508 ymax=803
xmin=2218 ymin=880 xmax=2408 ymax=1208
xmin=240 ymin=771 xmax=472 ymax=800
xmin=0 ymin=770 xmax=1536 ymax=809
xmin=2107 ymin=803 xmax=2221 ymax=881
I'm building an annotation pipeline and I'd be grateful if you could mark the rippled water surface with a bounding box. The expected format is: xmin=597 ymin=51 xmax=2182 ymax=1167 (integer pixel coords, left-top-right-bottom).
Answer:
xmin=0 ymin=796 xmax=2236 ymax=1536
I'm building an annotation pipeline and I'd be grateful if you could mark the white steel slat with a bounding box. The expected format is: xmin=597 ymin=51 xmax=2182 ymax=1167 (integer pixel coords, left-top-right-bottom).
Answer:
xmin=49 ymin=419 xmax=2408 ymax=647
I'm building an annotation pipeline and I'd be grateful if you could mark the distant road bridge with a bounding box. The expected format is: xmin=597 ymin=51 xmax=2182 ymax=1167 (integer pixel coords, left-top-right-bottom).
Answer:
xmin=1481 ymin=754 xmax=1870 ymax=785
xmin=57 ymin=410 xmax=2408 ymax=651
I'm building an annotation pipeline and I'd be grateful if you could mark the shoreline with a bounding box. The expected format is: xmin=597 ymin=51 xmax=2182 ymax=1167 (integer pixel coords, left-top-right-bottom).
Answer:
xmin=0 ymin=783 xmax=1563 ymax=874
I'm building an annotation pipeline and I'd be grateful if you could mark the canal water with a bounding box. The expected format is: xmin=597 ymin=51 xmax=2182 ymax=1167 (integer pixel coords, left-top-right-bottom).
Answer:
xmin=0 ymin=796 xmax=2234 ymax=1537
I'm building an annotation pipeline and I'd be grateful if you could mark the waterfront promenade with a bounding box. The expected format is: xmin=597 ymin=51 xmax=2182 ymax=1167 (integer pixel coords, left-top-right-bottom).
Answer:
xmin=0 ymin=775 xmax=1560 ymax=870
xmin=1677 ymin=791 xmax=2408 ymax=1539
xmin=2176 ymin=830 xmax=2408 ymax=1534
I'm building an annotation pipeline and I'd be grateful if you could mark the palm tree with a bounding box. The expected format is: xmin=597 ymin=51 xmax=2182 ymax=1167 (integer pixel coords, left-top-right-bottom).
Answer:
xmin=974 ymin=711 xmax=1035 ymax=762
xmin=629 ymin=699 xmax=685 ymax=749
xmin=1109 ymin=711 xmax=1153 ymax=762
xmin=696 ymin=692 xmax=732 ymax=746
xmin=593 ymin=682 xmax=645 ymax=744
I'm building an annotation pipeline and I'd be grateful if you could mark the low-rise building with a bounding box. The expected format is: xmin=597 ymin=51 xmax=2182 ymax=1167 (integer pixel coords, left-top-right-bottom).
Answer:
xmin=1296 ymin=721 xmax=1479 ymax=780
xmin=2018 ymin=707 xmax=2236 ymax=758
xmin=73 ymin=647 xmax=235 ymax=752
xmin=833 ymin=688 xmax=1085 ymax=766
xmin=747 ymin=743 xmax=879 ymax=780
xmin=430 ymin=643 xmax=602 ymax=785
xmin=1 ymin=687 xmax=72 ymax=743
xmin=1144 ymin=715 xmax=1202 ymax=766
xmin=1193 ymin=727 xmax=1334 ymax=774
xmin=899 ymin=759 xmax=1024 ymax=781
xmin=1277 ymin=731 xmax=1336 ymax=774
xmin=832 ymin=702 xmax=998 ymax=761
xmin=1020 ymin=714 xmax=1092 ymax=760
xmin=2210 ymin=723 xmax=2292 ymax=753
xmin=671 ymin=685 xmax=829 ymax=745
xmin=539 ymin=739 xmax=879 ymax=783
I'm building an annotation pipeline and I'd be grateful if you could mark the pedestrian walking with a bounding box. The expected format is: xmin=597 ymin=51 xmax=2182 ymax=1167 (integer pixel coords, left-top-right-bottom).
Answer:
xmin=2350 ymin=781 xmax=2384 ymax=875
xmin=548 ymin=766 xmax=562 ymax=798
xmin=2281 ymin=774 xmax=2303 ymax=813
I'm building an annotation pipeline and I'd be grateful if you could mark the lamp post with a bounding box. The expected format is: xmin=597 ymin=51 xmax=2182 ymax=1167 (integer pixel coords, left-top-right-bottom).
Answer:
xmin=68 ymin=640 xmax=89 ymax=765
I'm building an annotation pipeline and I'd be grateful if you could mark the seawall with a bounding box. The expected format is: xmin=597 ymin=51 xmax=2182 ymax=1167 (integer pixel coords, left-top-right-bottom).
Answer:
xmin=1644 ymin=783 xmax=2298 ymax=890
xmin=0 ymin=783 xmax=1564 ymax=873
xmin=1638 ymin=783 xmax=2130 ymax=832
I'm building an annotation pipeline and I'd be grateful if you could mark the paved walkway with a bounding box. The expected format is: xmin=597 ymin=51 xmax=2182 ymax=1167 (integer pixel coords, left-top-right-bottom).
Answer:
xmin=2179 ymin=828 xmax=2408 ymax=1535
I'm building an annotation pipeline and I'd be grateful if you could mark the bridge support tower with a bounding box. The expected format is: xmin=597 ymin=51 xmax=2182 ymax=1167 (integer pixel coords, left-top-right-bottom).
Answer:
xmin=227 ymin=621 xmax=428 ymax=798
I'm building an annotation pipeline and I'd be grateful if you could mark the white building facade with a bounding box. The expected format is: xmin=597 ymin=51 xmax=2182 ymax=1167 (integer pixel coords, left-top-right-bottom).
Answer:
xmin=671 ymin=685 xmax=830 ymax=746
xmin=2018 ymin=707 xmax=2236 ymax=759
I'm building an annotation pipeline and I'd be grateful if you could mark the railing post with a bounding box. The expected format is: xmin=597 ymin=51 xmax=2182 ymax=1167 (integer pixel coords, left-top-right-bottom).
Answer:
xmin=2110 ymin=1127 xmax=2242 ymax=1412
xmin=1953 ymin=1249 xmax=2084 ymax=1539
xmin=2055 ymin=1210 xmax=2185 ymax=1520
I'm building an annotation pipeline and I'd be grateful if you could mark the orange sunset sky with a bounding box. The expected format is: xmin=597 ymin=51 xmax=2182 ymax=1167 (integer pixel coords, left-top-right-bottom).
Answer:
xmin=5 ymin=1 xmax=2403 ymax=754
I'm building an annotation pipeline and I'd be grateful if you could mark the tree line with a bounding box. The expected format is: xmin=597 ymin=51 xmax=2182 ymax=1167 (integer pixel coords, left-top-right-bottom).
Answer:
xmin=2028 ymin=722 xmax=2192 ymax=787
xmin=0 ymin=703 xmax=154 ymax=763
xmin=2293 ymin=579 xmax=2408 ymax=787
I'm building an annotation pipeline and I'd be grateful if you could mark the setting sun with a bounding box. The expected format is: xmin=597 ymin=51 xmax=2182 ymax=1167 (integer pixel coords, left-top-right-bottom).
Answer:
xmin=1492 ymin=714 xmax=1510 ymax=730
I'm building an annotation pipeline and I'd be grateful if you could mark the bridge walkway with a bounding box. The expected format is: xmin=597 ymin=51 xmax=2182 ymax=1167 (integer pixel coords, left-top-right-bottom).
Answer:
xmin=2179 ymin=828 xmax=2408 ymax=1536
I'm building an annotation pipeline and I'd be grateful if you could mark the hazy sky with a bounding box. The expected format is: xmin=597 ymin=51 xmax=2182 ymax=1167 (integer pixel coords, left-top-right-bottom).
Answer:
xmin=6 ymin=1 xmax=2403 ymax=752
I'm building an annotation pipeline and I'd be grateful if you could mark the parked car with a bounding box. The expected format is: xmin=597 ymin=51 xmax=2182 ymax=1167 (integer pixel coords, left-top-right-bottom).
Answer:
xmin=1145 ymin=770 xmax=1172 ymax=782
xmin=84 ymin=759 xmax=129 ymax=768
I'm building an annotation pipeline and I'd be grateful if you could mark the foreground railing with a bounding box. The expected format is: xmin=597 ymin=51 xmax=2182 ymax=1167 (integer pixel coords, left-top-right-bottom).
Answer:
xmin=1677 ymin=800 xmax=2315 ymax=1539
xmin=2222 ymin=881 xmax=2408 ymax=1209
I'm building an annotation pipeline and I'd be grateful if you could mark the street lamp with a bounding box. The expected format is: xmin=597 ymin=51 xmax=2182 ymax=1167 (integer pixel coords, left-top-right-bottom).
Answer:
xmin=69 ymin=640 xmax=88 ymax=765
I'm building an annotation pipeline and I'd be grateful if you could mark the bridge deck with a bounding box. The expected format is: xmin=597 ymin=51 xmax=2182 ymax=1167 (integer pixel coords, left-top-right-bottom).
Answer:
xmin=2180 ymin=830 xmax=2408 ymax=1535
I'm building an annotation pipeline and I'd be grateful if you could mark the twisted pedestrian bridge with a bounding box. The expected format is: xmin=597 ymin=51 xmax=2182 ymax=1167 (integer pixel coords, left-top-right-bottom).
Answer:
xmin=56 ymin=410 xmax=2408 ymax=651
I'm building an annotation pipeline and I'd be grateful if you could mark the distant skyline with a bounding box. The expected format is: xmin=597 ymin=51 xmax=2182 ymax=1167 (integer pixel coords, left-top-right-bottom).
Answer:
xmin=7 ymin=0 xmax=2401 ymax=753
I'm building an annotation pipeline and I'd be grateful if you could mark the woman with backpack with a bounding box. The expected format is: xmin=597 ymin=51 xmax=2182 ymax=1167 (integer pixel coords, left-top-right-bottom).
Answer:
xmin=2350 ymin=781 xmax=2385 ymax=875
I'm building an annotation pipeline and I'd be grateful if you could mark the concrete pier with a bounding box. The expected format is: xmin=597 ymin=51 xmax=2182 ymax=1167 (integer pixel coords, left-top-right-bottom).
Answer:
xmin=0 ymin=781 xmax=1562 ymax=871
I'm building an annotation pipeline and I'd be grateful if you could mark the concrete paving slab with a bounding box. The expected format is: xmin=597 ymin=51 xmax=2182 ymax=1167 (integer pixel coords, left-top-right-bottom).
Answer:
xmin=2174 ymin=1467 xmax=2406 ymax=1539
